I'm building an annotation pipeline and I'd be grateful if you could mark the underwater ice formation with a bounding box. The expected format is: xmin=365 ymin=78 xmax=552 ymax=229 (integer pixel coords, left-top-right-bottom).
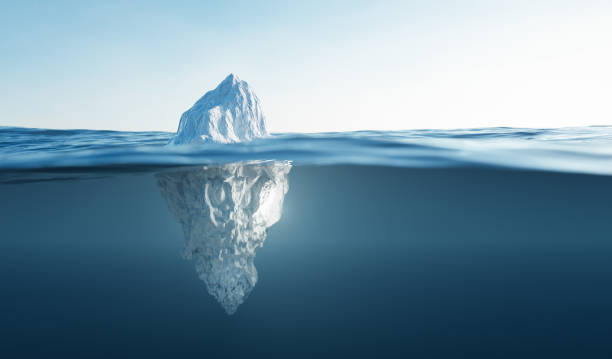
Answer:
xmin=156 ymin=162 xmax=291 ymax=314
xmin=169 ymin=74 xmax=268 ymax=145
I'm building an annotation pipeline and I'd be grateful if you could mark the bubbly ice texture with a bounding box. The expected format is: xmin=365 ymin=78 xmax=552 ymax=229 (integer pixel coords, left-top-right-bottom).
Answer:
xmin=156 ymin=162 xmax=291 ymax=314
xmin=169 ymin=74 xmax=268 ymax=145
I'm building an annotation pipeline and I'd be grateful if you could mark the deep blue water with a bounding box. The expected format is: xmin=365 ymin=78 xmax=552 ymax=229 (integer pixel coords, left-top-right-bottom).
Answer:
xmin=1 ymin=127 xmax=612 ymax=357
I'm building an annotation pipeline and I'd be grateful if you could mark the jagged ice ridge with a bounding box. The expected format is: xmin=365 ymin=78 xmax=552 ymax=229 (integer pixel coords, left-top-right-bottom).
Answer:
xmin=169 ymin=74 xmax=268 ymax=145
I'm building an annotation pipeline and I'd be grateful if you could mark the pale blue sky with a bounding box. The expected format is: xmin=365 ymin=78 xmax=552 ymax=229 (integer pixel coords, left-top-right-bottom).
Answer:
xmin=1 ymin=0 xmax=611 ymax=133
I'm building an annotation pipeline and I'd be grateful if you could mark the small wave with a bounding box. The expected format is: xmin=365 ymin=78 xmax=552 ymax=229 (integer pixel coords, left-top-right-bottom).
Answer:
xmin=1 ymin=126 xmax=612 ymax=180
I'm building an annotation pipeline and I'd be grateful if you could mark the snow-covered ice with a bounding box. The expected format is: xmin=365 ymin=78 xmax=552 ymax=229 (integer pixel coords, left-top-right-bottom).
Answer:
xmin=169 ymin=74 xmax=268 ymax=145
xmin=156 ymin=162 xmax=291 ymax=314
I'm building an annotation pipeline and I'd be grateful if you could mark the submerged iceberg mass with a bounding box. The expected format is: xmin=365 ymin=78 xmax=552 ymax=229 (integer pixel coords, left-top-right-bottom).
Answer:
xmin=169 ymin=74 xmax=268 ymax=145
xmin=156 ymin=162 xmax=291 ymax=314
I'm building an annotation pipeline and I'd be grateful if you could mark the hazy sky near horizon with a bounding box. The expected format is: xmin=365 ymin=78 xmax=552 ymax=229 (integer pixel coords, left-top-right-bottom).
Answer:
xmin=1 ymin=0 xmax=611 ymax=133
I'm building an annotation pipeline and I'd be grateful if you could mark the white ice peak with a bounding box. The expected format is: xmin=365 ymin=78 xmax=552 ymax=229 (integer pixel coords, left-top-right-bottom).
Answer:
xmin=169 ymin=74 xmax=268 ymax=145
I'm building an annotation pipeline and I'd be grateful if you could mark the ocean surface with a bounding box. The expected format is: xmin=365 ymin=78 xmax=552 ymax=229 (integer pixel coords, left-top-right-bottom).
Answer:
xmin=1 ymin=126 xmax=612 ymax=357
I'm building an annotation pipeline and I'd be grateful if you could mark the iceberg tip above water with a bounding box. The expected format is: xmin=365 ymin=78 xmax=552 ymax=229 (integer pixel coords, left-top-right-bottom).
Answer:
xmin=169 ymin=74 xmax=268 ymax=145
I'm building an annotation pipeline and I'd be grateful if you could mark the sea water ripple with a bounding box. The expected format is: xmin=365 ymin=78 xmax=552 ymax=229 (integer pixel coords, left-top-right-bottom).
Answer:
xmin=1 ymin=126 xmax=611 ymax=178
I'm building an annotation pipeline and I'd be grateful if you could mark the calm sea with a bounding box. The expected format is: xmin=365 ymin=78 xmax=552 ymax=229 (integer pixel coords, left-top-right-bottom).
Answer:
xmin=1 ymin=126 xmax=612 ymax=357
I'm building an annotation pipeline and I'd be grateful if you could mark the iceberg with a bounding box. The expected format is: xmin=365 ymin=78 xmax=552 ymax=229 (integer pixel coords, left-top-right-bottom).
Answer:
xmin=169 ymin=74 xmax=268 ymax=145
xmin=156 ymin=162 xmax=291 ymax=314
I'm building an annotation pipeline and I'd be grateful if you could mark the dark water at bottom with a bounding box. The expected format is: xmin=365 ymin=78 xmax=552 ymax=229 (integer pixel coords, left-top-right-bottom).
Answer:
xmin=1 ymin=165 xmax=612 ymax=358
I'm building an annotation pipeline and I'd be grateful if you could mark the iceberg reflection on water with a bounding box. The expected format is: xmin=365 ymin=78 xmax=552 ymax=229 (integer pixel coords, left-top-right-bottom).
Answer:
xmin=156 ymin=161 xmax=291 ymax=314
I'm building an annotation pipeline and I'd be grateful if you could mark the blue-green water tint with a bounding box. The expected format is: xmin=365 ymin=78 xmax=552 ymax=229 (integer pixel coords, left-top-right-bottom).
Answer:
xmin=1 ymin=127 xmax=612 ymax=357
xmin=2 ymin=126 xmax=612 ymax=176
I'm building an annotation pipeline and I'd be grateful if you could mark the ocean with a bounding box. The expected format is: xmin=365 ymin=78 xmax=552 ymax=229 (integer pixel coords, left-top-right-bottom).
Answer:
xmin=1 ymin=126 xmax=612 ymax=357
